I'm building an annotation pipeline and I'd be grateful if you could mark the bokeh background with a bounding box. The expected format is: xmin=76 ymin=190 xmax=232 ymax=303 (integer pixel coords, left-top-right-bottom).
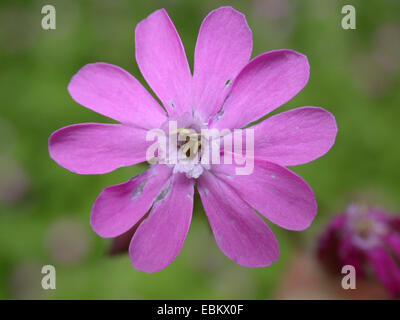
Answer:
xmin=0 ymin=0 xmax=399 ymax=299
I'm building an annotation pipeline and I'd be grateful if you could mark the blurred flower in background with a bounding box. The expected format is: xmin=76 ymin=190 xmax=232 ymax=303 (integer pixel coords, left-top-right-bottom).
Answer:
xmin=0 ymin=156 xmax=30 ymax=207
xmin=277 ymin=249 xmax=389 ymax=300
xmin=252 ymin=0 xmax=293 ymax=24
xmin=0 ymin=118 xmax=31 ymax=207
xmin=10 ymin=261 xmax=42 ymax=299
xmin=252 ymin=0 xmax=295 ymax=44
xmin=45 ymin=218 xmax=91 ymax=265
xmin=318 ymin=203 xmax=400 ymax=298
xmin=372 ymin=23 xmax=400 ymax=73
xmin=351 ymin=22 xmax=400 ymax=97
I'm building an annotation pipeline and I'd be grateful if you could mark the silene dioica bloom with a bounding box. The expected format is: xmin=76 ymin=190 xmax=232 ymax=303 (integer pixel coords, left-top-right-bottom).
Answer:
xmin=318 ymin=204 xmax=400 ymax=297
xmin=49 ymin=7 xmax=337 ymax=272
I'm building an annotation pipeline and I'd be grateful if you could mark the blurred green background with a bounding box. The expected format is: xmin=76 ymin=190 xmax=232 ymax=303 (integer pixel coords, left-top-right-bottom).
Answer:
xmin=0 ymin=0 xmax=399 ymax=299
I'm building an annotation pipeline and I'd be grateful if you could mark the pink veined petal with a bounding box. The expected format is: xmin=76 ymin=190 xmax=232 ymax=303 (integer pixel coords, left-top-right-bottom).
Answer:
xmin=49 ymin=123 xmax=151 ymax=174
xmin=366 ymin=246 xmax=400 ymax=297
xmin=212 ymin=160 xmax=317 ymax=231
xmin=193 ymin=6 xmax=252 ymax=121
xmin=198 ymin=171 xmax=280 ymax=267
xmin=212 ymin=49 xmax=310 ymax=130
xmin=68 ymin=63 xmax=167 ymax=128
xmin=251 ymin=107 xmax=337 ymax=166
xmin=129 ymin=173 xmax=194 ymax=273
xmin=135 ymin=9 xmax=192 ymax=116
xmin=91 ymin=165 xmax=172 ymax=238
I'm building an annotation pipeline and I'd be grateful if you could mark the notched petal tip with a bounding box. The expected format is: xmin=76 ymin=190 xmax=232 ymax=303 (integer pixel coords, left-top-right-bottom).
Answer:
xmin=135 ymin=7 xmax=191 ymax=116
xmin=253 ymin=106 xmax=338 ymax=166
xmin=48 ymin=123 xmax=150 ymax=175
xmin=213 ymin=49 xmax=311 ymax=129
xmin=134 ymin=8 xmax=168 ymax=33
xmin=48 ymin=124 xmax=92 ymax=175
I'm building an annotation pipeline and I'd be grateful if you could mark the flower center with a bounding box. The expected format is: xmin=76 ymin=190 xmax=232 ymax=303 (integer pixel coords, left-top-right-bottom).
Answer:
xmin=346 ymin=204 xmax=388 ymax=249
xmin=159 ymin=113 xmax=210 ymax=179
xmin=172 ymin=128 xmax=202 ymax=159
xmin=171 ymin=128 xmax=207 ymax=179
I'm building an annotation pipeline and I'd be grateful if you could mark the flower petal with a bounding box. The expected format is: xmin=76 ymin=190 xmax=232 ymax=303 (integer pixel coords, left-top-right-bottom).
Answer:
xmin=252 ymin=107 xmax=337 ymax=166
xmin=129 ymin=173 xmax=194 ymax=273
xmin=317 ymin=215 xmax=365 ymax=278
xmin=49 ymin=123 xmax=150 ymax=174
xmin=391 ymin=216 xmax=400 ymax=232
xmin=68 ymin=63 xmax=166 ymax=128
xmin=193 ymin=6 xmax=252 ymax=121
xmin=367 ymin=247 xmax=400 ymax=297
xmin=212 ymin=50 xmax=310 ymax=130
xmin=91 ymin=165 xmax=172 ymax=238
xmin=384 ymin=232 xmax=400 ymax=259
xmin=198 ymin=171 xmax=280 ymax=267
xmin=212 ymin=160 xmax=317 ymax=230
xmin=337 ymin=234 xmax=365 ymax=278
xmin=135 ymin=9 xmax=192 ymax=116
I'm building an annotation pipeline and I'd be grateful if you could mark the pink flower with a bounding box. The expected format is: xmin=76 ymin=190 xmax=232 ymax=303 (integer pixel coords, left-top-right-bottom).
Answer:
xmin=317 ymin=204 xmax=400 ymax=298
xmin=49 ymin=7 xmax=337 ymax=272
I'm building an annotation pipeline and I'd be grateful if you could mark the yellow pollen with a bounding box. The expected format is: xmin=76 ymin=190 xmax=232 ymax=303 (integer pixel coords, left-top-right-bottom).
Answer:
xmin=172 ymin=128 xmax=203 ymax=159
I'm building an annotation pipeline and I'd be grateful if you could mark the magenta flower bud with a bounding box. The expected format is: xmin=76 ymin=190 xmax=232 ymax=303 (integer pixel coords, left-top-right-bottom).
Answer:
xmin=317 ymin=204 xmax=400 ymax=298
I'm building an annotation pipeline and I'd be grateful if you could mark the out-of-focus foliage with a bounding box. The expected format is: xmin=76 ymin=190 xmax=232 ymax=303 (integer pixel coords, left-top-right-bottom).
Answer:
xmin=0 ymin=0 xmax=399 ymax=299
